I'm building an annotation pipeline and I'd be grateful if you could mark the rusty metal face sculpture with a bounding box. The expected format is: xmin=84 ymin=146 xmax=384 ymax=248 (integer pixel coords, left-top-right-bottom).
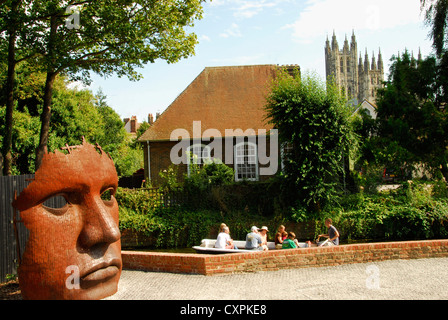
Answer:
xmin=12 ymin=140 xmax=122 ymax=300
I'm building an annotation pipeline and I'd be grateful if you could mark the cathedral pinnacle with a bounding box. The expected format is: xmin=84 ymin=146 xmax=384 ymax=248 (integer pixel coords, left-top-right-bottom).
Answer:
xmin=325 ymin=31 xmax=384 ymax=104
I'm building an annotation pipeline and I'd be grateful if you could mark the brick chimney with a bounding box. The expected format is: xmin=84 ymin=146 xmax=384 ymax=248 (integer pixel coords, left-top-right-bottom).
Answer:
xmin=130 ymin=116 xmax=137 ymax=133
xmin=148 ymin=113 xmax=154 ymax=125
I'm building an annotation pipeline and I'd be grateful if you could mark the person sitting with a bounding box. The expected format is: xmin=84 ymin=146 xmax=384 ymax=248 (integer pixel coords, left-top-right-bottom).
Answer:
xmin=215 ymin=226 xmax=235 ymax=249
xmin=259 ymin=226 xmax=269 ymax=251
xmin=282 ymin=232 xmax=298 ymax=249
xmin=274 ymin=225 xmax=288 ymax=249
xmin=219 ymin=223 xmax=227 ymax=233
xmin=318 ymin=218 xmax=340 ymax=246
xmin=245 ymin=226 xmax=263 ymax=251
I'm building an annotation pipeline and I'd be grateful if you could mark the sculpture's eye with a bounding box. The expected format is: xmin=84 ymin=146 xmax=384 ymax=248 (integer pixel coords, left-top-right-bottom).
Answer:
xmin=100 ymin=188 xmax=115 ymax=203
xmin=42 ymin=194 xmax=69 ymax=215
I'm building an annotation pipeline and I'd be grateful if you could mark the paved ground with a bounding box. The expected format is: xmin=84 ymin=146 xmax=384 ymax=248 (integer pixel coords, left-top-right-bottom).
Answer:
xmin=106 ymin=257 xmax=448 ymax=300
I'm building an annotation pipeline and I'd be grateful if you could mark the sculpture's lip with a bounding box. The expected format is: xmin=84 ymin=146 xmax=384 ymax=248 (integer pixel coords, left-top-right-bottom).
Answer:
xmin=81 ymin=259 xmax=121 ymax=283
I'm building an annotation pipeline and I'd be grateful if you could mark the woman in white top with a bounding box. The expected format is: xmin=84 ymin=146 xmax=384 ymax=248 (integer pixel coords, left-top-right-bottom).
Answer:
xmin=215 ymin=226 xmax=235 ymax=249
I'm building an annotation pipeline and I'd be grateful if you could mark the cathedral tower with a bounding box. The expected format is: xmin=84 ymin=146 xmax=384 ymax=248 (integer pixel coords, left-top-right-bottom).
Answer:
xmin=325 ymin=31 xmax=384 ymax=104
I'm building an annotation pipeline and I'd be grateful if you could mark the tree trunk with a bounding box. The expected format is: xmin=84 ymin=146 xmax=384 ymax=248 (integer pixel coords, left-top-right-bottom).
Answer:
xmin=35 ymin=72 xmax=56 ymax=170
xmin=35 ymin=15 xmax=58 ymax=170
xmin=2 ymin=32 xmax=16 ymax=176
xmin=2 ymin=0 xmax=21 ymax=175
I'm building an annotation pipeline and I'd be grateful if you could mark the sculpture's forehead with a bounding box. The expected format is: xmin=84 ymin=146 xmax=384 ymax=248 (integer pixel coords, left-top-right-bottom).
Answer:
xmin=13 ymin=142 xmax=117 ymax=210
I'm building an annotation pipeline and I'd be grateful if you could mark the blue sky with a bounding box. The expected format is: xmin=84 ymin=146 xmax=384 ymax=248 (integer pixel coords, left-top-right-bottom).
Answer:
xmin=87 ymin=0 xmax=434 ymax=124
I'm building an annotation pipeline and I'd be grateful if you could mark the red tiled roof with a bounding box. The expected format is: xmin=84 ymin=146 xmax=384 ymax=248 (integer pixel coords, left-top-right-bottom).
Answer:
xmin=138 ymin=65 xmax=279 ymax=142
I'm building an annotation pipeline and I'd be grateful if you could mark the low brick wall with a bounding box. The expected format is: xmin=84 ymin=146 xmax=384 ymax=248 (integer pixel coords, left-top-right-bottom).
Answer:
xmin=122 ymin=239 xmax=448 ymax=276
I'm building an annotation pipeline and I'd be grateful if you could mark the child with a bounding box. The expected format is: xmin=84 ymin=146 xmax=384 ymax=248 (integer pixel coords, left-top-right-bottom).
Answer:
xmin=275 ymin=225 xmax=288 ymax=249
xmin=282 ymin=232 xmax=298 ymax=249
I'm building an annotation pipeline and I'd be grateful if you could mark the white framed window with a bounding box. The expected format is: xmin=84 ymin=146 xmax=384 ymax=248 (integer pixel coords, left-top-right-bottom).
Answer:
xmin=187 ymin=144 xmax=211 ymax=176
xmin=234 ymin=142 xmax=258 ymax=181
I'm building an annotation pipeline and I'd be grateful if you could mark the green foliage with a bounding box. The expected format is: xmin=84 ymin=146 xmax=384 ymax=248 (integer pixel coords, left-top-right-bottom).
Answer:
xmin=265 ymin=70 xmax=357 ymax=212
xmin=136 ymin=121 xmax=151 ymax=139
xmin=0 ymin=103 xmax=40 ymax=174
xmin=0 ymin=0 xmax=205 ymax=172
xmin=350 ymin=164 xmax=385 ymax=194
xmin=320 ymin=181 xmax=448 ymax=241
xmin=112 ymin=145 xmax=144 ymax=177
xmin=159 ymin=164 xmax=181 ymax=192
xmin=183 ymin=158 xmax=234 ymax=194
xmin=11 ymin=0 xmax=205 ymax=84
xmin=0 ymin=68 xmax=142 ymax=175
xmin=116 ymin=177 xmax=448 ymax=249
xmin=372 ymin=51 xmax=448 ymax=180
xmin=119 ymin=206 xmax=216 ymax=249
xmin=116 ymin=186 xmax=281 ymax=248
xmin=421 ymin=0 xmax=448 ymax=57
xmin=116 ymin=187 xmax=220 ymax=248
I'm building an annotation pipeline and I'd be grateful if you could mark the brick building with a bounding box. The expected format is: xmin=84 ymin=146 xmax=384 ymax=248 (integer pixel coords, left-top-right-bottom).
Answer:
xmin=123 ymin=115 xmax=141 ymax=136
xmin=138 ymin=64 xmax=299 ymax=186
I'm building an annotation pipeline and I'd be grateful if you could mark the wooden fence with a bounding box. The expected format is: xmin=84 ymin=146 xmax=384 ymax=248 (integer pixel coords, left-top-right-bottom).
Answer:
xmin=0 ymin=174 xmax=67 ymax=283
xmin=142 ymin=187 xmax=188 ymax=208
xmin=0 ymin=174 xmax=32 ymax=283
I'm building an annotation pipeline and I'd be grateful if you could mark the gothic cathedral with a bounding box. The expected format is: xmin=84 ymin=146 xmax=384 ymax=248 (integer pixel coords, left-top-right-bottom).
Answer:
xmin=325 ymin=31 xmax=384 ymax=104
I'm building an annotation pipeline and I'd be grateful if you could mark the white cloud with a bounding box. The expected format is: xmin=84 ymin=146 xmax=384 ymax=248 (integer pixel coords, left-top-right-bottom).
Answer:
xmin=233 ymin=1 xmax=277 ymax=19
xmin=200 ymin=35 xmax=211 ymax=42
xmin=220 ymin=23 xmax=243 ymax=38
xmin=286 ymin=0 xmax=424 ymax=43
xmin=210 ymin=0 xmax=290 ymax=19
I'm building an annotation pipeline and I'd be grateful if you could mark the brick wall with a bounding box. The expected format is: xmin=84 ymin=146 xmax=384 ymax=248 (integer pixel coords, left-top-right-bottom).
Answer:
xmin=122 ymin=251 xmax=207 ymax=275
xmin=143 ymin=137 xmax=277 ymax=186
xmin=122 ymin=239 xmax=448 ymax=276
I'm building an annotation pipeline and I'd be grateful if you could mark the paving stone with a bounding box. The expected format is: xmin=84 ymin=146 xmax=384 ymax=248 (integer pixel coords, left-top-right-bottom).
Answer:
xmin=106 ymin=257 xmax=448 ymax=300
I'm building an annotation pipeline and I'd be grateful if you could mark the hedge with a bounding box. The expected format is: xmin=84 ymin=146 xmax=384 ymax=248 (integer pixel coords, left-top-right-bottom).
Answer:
xmin=116 ymin=180 xmax=448 ymax=249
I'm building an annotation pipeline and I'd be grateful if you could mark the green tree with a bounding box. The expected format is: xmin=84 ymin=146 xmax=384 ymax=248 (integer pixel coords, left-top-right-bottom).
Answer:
xmin=0 ymin=63 xmax=140 ymax=175
xmin=422 ymin=0 xmax=448 ymax=57
xmin=5 ymin=0 xmax=204 ymax=169
xmin=0 ymin=0 xmax=34 ymax=175
xmin=94 ymin=91 xmax=127 ymax=152
xmin=265 ymin=70 xmax=356 ymax=212
xmin=422 ymin=0 xmax=448 ymax=104
xmin=375 ymin=51 xmax=448 ymax=180
xmin=137 ymin=121 xmax=151 ymax=139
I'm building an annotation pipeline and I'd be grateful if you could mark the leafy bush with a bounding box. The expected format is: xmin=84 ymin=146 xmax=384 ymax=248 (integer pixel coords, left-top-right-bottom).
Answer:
xmin=158 ymin=164 xmax=181 ymax=192
xmin=118 ymin=203 xmax=219 ymax=248
xmin=184 ymin=159 xmax=234 ymax=190
xmin=265 ymin=70 xmax=357 ymax=212
xmin=116 ymin=177 xmax=448 ymax=249
xmin=116 ymin=186 xmax=281 ymax=248
xmin=319 ymin=181 xmax=448 ymax=241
